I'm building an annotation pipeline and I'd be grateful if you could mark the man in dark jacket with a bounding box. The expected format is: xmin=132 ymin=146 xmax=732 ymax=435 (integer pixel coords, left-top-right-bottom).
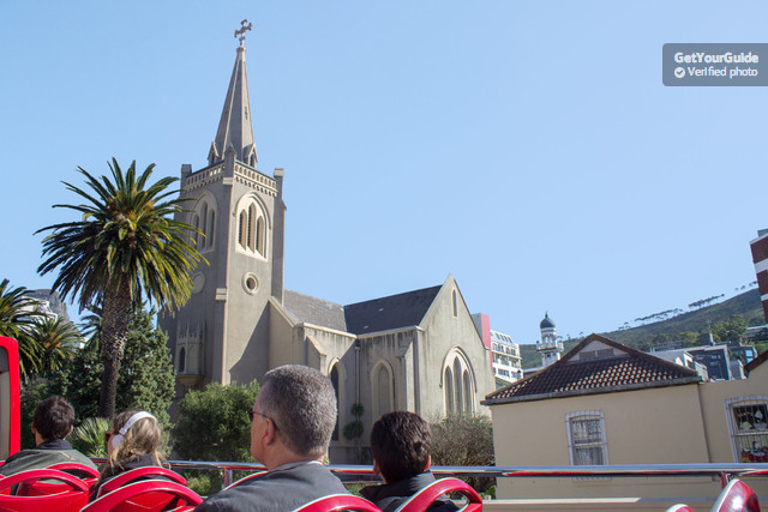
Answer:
xmin=361 ymin=411 xmax=457 ymax=512
xmin=0 ymin=395 xmax=97 ymax=475
xmin=195 ymin=365 xmax=348 ymax=512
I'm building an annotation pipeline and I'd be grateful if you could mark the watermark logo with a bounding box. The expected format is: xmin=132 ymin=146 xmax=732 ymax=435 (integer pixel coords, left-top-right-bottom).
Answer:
xmin=663 ymin=44 xmax=767 ymax=86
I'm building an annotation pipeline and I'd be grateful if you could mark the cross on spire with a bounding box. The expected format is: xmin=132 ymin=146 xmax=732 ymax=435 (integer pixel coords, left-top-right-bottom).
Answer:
xmin=235 ymin=19 xmax=253 ymax=46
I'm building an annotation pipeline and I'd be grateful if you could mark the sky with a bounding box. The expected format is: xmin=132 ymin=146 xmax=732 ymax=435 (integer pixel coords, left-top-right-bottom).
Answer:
xmin=1 ymin=1 xmax=766 ymax=344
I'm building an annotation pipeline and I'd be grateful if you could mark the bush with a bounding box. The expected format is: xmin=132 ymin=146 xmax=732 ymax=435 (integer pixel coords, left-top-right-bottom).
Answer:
xmin=173 ymin=380 xmax=260 ymax=495
xmin=431 ymin=414 xmax=495 ymax=493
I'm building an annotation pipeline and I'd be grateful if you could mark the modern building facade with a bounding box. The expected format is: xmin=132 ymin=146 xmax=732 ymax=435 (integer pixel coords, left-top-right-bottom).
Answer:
xmin=750 ymin=228 xmax=768 ymax=322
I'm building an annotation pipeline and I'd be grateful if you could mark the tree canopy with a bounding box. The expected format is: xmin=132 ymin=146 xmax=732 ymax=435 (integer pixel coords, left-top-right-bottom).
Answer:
xmin=37 ymin=159 xmax=203 ymax=417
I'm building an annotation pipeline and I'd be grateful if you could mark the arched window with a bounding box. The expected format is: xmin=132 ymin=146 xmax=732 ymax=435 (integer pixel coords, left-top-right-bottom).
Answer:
xmin=192 ymin=196 xmax=216 ymax=251
xmin=178 ymin=347 xmax=186 ymax=373
xmin=238 ymin=211 xmax=247 ymax=248
xmin=256 ymin=216 xmax=266 ymax=256
xmin=330 ymin=365 xmax=340 ymax=441
xmin=453 ymin=359 xmax=463 ymax=413
xmin=236 ymin=197 xmax=270 ymax=259
xmin=371 ymin=362 xmax=393 ymax=422
xmin=463 ymin=370 xmax=472 ymax=414
xmin=444 ymin=367 xmax=454 ymax=416
xmin=452 ymin=290 xmax=458 ymax=317
xmin=208 ymin=210 xmax=215 ymax=248
xmin=443 ymin=350 xmax=476 ymax=417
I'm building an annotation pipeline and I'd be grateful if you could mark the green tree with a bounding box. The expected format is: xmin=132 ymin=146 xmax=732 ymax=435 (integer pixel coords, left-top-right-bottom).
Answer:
xmin=36 ymin=159 xmax=204 ymax=418
xmin=29 ymin=317 xmax=80 ymax=378
xmin=174 ymin=380 xmax=260 ymax=463
xmin=711 ymin=315 xmax=748 ymax=344
xmin=431 ymin=415 xmax=495 ymax=493
xmin=0 ymin=278 xmax=45 ymax=380
xmin=58 ymin=304 xmax=176 ymax=428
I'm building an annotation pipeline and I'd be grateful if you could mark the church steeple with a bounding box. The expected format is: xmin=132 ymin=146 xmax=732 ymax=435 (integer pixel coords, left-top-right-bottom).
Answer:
xmin=208 ymin=19 xmax=257 ymax=167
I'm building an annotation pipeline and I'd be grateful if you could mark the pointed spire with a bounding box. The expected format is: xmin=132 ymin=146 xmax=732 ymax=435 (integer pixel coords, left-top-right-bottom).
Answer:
xmin=209 ymin=20 xmax=257 ymax=167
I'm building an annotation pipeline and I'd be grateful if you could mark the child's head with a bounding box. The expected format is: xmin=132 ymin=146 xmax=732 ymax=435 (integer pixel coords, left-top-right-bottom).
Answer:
xmin=370 ymin=411 xmax=432 ymax=484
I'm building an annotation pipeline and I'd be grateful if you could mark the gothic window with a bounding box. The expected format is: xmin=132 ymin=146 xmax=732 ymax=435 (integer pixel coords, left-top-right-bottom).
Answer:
xmin=452 ymin=290 xmax=458 ymax=317
xmin=463 ymin=370 xmax=472 ymax=414
xmin=192 ymin=196 xmax=216 ymax=251
xmin=236 ymin=198 xmax=269 ymax=259
xmin=726 ymin=396 xmax=768 ymax=463
xmin=371 ymin=362 xmax=393 ymax=422
xmin=444 ymin=367 xmax=454 ymax=416
xmin=443 ymin=351 xmax=475 ymax=416
xmin=178 ymin=347 xmax=186 ymax=373
xmin=238 ymin=212 xmax=247 ymax=247
xmin=566 ymin=411 xmax=608 ymax=466
xmin=453 ymin=359 xmax=463 ymax=413
xmin=330 ymin=364 xmax=340 ymax=441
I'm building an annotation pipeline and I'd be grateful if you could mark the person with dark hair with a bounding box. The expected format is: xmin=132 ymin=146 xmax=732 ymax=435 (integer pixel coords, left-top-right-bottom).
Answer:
xmin=0 ymin=395 xmax=97 ymax=475
xmin=361 ymin=411 xmax=457 ymax=512
xmin=195 ymin=365 xmax=349 ymax=512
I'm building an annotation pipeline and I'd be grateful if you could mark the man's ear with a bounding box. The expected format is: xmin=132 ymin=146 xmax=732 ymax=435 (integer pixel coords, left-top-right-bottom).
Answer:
xmin=425 ymin=455 xmax=432 ymax=471
xmin=65 ymin=425 xmax=74 ymax=438
xmin=373 ymin=460 xmax=382 ymax=479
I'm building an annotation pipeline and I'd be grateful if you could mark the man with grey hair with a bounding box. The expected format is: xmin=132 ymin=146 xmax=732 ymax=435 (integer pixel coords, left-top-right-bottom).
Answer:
xmin=195 ymin=365 xmax=349 ymax=511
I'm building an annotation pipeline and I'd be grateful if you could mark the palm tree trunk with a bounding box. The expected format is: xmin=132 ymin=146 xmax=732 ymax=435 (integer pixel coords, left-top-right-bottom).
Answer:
xmin=98 ymin=280 xmax=132 ymax=418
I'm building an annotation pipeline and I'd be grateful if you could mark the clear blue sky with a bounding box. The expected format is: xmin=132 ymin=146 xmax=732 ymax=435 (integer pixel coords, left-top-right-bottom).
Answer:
xmin=1 ymin=1 xmax=765 ymax=344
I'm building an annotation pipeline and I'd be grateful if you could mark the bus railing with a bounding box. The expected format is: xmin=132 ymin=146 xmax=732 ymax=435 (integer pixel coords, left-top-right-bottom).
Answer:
xmin=124 ymin=461 xmax=767 ymax=490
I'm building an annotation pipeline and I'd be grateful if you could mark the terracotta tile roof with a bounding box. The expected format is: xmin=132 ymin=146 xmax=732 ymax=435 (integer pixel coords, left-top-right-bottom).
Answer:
xmin=483 ymin=334 xmax=700 ymax=405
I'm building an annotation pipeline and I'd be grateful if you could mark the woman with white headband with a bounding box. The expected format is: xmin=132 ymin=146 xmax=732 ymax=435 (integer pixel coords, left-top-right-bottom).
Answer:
xmin=93 ymin=409 xmax=173 ymax=497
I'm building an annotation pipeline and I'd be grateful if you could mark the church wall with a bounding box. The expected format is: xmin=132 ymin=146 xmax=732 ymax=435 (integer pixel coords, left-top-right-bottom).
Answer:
xmin=417 ymin=279 xmax=495 ymax=421
xmin=223 ymin=176 xmax=278 ymax=385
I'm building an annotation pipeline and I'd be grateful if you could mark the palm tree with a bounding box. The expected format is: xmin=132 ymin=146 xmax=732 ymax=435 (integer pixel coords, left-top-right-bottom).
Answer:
xmin=37 ymin=158 xmax=204 ymax=418
xmin=30 ymin=317 xmax=80 ymax=377
xmin=0 ymin=278 xmax=45 ymax=379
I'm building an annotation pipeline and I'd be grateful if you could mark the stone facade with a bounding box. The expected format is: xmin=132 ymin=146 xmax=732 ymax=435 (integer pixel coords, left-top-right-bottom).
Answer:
xmin=159 ymin=37 xmax=494 ymax=462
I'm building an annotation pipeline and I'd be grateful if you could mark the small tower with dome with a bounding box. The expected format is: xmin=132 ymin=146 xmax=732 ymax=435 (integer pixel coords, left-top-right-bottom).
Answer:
xmin=537 ymin=312 xmax=563 ymax=368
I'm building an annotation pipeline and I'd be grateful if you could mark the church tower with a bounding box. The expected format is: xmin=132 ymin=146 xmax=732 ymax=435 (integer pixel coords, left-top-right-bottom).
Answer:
xmin=536 ymin=312 xmax=562 ymax=368
xmin=161 ymin=21 xmax=286 ymax=388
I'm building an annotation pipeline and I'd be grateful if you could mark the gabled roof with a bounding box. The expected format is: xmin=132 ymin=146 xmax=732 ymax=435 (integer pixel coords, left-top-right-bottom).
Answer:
xmin=344 ymin=285 xmax=441 ymax=335
xmin=483 ymin=334 xmax=701 ymax=405
xmin=282 ymin=290 xmax=347 ymax=332
xmin=281 ymin=285 xmax=442 ymax=336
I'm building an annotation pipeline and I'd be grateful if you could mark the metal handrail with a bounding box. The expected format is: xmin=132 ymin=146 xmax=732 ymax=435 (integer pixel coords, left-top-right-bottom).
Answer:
xmin=132 ymin=460 xmax=767 ymax=489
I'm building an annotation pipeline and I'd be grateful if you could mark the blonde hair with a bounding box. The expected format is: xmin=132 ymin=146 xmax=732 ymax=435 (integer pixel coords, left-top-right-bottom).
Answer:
xmin=102 ymin=409 xmax=167 ymax=478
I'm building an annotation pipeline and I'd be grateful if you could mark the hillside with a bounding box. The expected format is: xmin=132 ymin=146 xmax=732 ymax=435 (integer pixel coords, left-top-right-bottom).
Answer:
xmin=520 ymin=288 xmax=764 ymax=368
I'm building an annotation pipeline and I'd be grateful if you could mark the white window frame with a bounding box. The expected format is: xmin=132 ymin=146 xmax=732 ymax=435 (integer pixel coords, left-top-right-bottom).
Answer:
xmin=565 ymin=411 xmax=609 ymax=466
xmin=724 ymin=396 xmax=768 ymax=463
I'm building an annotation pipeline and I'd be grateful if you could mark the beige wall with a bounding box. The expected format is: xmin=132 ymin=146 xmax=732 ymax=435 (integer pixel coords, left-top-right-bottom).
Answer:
xmin=490 ymin=363 xmax=768 ymax=500
xmin=491 ymin=385 xmax=716 ymax=499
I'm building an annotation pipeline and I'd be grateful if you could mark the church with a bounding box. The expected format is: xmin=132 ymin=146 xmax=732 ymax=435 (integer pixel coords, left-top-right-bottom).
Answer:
xmin=158 ymin=26 xmax=494 ymax=462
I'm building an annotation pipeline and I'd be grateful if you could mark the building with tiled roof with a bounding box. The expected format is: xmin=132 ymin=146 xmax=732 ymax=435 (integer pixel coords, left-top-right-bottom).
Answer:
xmin=485 ymin=334 xmax=700 ymax=405
xmin=484 ymin=334 xmax=768 ymax=502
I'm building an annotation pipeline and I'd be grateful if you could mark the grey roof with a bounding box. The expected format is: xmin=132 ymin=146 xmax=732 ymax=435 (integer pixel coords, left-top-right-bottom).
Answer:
xmin=281 ymin=285 xmax=443 ymax=336
xmin=282 ymin=290 xmax=347 ymax=332
xmin=344 ymin=285 xmax=441 ymax=335
xmin=540 ymin=313 xmax=555 ymax=329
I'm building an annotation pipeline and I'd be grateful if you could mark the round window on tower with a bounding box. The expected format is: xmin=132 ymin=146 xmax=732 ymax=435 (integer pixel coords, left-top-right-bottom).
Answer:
xmin=243 ymin=273 xmax=259 ymax=295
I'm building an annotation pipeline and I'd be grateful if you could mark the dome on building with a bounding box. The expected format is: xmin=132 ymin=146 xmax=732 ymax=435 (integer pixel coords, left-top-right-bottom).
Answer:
xmin=540 ymin=312 xmax=555 ymax=329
